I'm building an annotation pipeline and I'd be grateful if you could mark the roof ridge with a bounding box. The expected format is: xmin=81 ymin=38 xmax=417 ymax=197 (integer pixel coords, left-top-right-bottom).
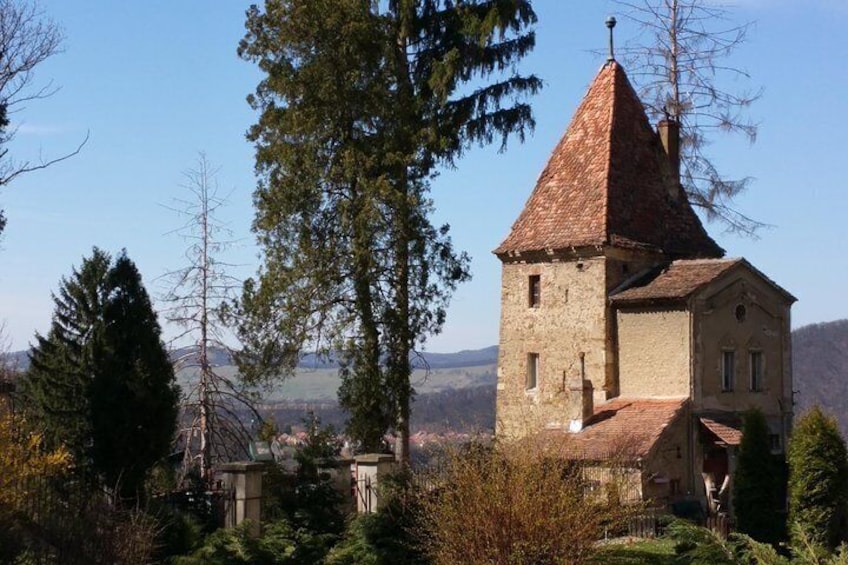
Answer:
xmin=600 ymin=61 xmax=617 ymax=243
xmin=670 ymin=258 xmax=740 ymax=265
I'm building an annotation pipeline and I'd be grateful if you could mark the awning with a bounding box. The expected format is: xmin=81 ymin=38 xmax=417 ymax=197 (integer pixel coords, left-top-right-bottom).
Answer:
xmin=700 ymin=416 xmax=742 ymax=445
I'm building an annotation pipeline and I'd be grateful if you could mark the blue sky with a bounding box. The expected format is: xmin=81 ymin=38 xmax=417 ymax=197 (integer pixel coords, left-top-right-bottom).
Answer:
xmin=1 ymin=1 xmax=846 ymax=354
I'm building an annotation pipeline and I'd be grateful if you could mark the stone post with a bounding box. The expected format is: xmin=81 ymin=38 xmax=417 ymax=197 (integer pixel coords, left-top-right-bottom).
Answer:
xmin=568 ymin=377 xmax=594 ymax=433
xmin=353 ymin=454 xmax=396 ymax=513
xmin=220 ymin=461 xmax=264 ymax=537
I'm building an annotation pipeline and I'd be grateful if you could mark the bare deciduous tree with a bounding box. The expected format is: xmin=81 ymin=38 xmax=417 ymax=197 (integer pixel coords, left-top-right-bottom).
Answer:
xmin=161 ymin=154 xmax=257 ymax=483
xmin=615 ymin=0 xmax=764 ymax=235
xmin=0 ymin=0 xmax=88 ymax=236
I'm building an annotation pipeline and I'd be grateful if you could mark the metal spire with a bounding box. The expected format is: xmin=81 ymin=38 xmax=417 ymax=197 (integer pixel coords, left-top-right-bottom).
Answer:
xmin=606 ymin=16 xmax=617 ymax=62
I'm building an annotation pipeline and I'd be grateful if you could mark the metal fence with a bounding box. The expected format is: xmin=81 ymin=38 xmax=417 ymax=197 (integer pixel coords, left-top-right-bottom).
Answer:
xmin=2 ymin=472 xmax=153 ymax=564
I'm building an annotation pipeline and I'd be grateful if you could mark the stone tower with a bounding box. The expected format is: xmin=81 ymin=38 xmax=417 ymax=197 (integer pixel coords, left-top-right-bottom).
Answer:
xmin=493 ymin=60 xmax=723 ymax=440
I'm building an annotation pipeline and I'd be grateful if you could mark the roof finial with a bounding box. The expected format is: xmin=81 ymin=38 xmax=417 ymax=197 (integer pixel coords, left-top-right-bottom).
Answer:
xmin=605 ymin=16 xmax=617 ymax=62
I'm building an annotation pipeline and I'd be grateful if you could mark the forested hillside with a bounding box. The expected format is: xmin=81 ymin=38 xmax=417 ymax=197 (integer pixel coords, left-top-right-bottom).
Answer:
xmin=7 ymin=322 xmax=847 ymax=435
xmin=793 ymin=319 xmax=848 ymax=434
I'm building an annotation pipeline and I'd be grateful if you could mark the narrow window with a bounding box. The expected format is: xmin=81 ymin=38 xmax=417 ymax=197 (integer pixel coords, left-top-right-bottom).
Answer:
xmin=749 ymin=350 xmax=764 ymax=392
xmin=528 ymin=275 xmax=541 ymax=307
xmin=721 ymin=350 xmax=735 ymax=392
xmin=769 ymin=433 xmax=782 ymax=453
xmin=526 ymin=353 xmax=539 ymax=390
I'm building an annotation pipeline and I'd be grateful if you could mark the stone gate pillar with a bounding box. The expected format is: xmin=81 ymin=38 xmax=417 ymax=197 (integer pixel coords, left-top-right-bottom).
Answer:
xmin=220 ymin=461 xmax=264 ymax=537
xmin=353 ymin=454 xmax=396 ymax=513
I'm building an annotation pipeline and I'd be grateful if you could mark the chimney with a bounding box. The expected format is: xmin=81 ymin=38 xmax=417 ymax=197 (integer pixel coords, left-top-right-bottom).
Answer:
xmin=658 ymin=119 xmax=680 ymax=198
xmin=568 ymin=353 xmax=593 ymax=433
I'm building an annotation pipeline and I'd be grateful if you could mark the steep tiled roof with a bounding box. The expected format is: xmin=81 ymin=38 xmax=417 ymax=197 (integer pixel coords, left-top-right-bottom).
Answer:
xmin=495 ymin=61 xmax=723 ymax=259
xmin=549 ymin=397 xmax=688 ymax=461
xmin=611 ymin=258 xmax=741 ymax=303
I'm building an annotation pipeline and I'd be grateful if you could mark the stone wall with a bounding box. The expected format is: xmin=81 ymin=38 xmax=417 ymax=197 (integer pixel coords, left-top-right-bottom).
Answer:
xmin=617 ymin=307 xmax=691 ymax=398
xmin=641 ymin=407 xmax=692 ymax=503
xmin=496 ymin=256 xmax=610 ymax=439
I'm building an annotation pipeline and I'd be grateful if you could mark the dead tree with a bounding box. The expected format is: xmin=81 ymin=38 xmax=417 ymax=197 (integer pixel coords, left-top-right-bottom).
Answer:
xmin=160 ymin=154 xmax=257 ymax=483
xmin=614 ymin=0 xmax=764 ymax=235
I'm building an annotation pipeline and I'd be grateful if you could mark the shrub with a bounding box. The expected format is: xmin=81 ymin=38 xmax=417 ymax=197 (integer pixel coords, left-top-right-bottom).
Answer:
xmin=326 ymin=470 xmax=427 ymax=565
xmin=734 ymin=408 xmax=784 ymax=543
xmin=788 ymin=406 xmax=848 ymax=550
xmin=416 ymin=437 xmax=642 ymax=565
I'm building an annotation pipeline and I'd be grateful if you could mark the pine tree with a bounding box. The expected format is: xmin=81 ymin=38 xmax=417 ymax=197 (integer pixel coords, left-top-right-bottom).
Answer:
xmin=788 ymin=406 xmax=848 ymax=550
xmin=734 ymin=408 xmax=783 ymax=544
xmin=23 ymin=248 xmax=179 ymax=499
xmin=235 ymin=0 xmax=539 ymax=462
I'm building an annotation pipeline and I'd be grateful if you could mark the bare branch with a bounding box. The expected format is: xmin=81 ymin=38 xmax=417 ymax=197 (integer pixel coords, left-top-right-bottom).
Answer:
xmin=160 ymin=153 xmax=254 ymax=485
xmin=613 ymin=0 xmax=764 ymax=235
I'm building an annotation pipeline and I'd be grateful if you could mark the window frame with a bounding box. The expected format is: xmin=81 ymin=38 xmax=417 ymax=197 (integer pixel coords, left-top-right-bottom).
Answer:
xmin=526 ymin=353 xmax=539 ymax=391
xmin=768 ymin=433 xmax=782 ymax=453
xmin=528 ymin=274 xmax=541 ymax=308
xmin=749 ymin=350 xmax=764 ymax=392
xmin=721 ymin=349 xmax=735 ymax=392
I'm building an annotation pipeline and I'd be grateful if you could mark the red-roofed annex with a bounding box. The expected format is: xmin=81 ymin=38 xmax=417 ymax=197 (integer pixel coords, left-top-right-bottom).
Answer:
xmin=494 ymin=59 xmax=794 ymax=516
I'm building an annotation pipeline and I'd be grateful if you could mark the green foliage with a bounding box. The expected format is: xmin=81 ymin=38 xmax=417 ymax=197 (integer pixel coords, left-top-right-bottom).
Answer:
xmin=666 ymin=519 xmax=787 ymax=565
xmin=262 ymin=415 xmax=346 ymax=542
xmin=789 ymin=523 xmax=848 ymax=565
xmin=22 ymin=248 xmax=179 ymax=499
xmin=173 ymin=519 xmax=338 ymax=565
xmin=665 ymin=519 xmax=848 ymax=565
xmin=178 ymin=416 xmax=348 ymax=565
xmin=590 ymin=538 xmax=678 ymax=565
xmin=327 ymin=470 xmax=427 ymax=565
xmin=788 ymin=406 xmax=848 ymax=550
xmin=734 ymin=408 xmax=785 ymax=543
xmin=234 ymin=0 xmax=538 ymax=458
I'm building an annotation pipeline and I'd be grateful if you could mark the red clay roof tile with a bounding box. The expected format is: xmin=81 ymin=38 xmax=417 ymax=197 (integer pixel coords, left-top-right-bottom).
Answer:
xmin=495 ymin=61 xmax=723 ymax=259
xmin=611 ymin=258 xmax=741 ymax=303
xmin=700 ymin=415 xmax=743 ymax=446
xmin=611 ymin=257 xmax=796 ymax=304
xmin=547 ymin=397 xmax=688 ymax=461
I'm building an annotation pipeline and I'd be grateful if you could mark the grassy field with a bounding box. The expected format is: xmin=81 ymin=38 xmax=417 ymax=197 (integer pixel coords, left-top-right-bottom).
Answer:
xmin=591 ymin=538 xmax=678 ymax=564
xmin=177 ymin=363 xmax=496 ymax=402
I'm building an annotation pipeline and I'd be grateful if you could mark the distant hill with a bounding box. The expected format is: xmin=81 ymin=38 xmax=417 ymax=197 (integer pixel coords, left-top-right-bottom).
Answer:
xmin=8 ymin=321 xmax=848 ymax=436
xmin=4 ymin=344 xmax=498 ymax=374
xmin=288 ymin=345 xmax=498 ymax=370
xmin=792 ymin=319 xmax=848 ymax=434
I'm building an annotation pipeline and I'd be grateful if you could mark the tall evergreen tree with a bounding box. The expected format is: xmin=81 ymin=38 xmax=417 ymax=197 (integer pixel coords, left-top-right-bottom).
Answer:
xmin=235 ymin=0 xmax=539 ymax=462
xmin=788 ymin=406 xmax=848 ymax=551
xmin=23 ymin=248 xmax=179 ymax=499
xmin=734 ymin=408 xmax=783 ymax=544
